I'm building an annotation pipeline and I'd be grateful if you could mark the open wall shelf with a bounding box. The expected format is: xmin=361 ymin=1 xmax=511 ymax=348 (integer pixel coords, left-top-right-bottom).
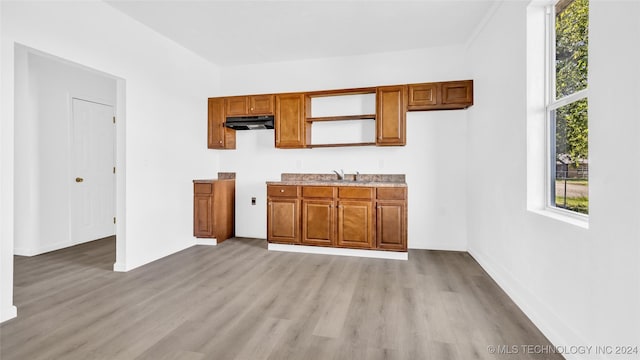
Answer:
xmin=306 ymin=114 xmax=376 ymax=122
xmin=305 ymin=90 xmax=377 ymax=147
xmin=307 ymin=142 xmax=377 ymax=149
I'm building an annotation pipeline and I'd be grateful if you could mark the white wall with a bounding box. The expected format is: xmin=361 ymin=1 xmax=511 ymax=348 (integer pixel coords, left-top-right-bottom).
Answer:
xmin=14 ymin=46 xmax=117 ymax=256
xmin=466 ymin=1 xmax=640 ymax=358
xmin=220 ymin=47 xmax=470 ymax=250
xmin=0 ymin=0 xmax=18 ymax=323
xmin=1 ymin=1 xmax=221 ymax=322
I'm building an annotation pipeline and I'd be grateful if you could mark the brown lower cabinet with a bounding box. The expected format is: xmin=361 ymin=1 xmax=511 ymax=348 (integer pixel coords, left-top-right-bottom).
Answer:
xmin=376 ymin=187 xmax=407 ymax=250
xmin=193 ymin=179 xmax=235 ymax=242
xmin=302 ymin=199 xmax=335 ymax=246
xmin=337 ymin=200 xmax=374 ymax=248
xmin=267 ymin=185 xmax=300 ymax=243
xmin=267 ymin=184 xmax=406 ymax=251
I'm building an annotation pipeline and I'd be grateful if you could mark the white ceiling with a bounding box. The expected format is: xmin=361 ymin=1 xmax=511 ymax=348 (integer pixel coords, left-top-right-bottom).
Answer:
xmin=106 ymin=1 xmax=497 ymax=67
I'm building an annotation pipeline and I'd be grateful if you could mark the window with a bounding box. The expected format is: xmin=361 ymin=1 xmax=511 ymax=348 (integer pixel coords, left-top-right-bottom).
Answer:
xmin=547 ymin=0 xmax=589 ymax=215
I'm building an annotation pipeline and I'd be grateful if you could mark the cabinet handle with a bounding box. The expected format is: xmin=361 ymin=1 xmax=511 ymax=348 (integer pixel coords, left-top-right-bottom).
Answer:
xmin=280 ymin=189 xmax=285 ymax=193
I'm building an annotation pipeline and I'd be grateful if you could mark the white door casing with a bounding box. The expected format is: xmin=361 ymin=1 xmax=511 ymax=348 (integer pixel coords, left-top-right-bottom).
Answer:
xmin=71 ymin=98 xmax=115 ymax=244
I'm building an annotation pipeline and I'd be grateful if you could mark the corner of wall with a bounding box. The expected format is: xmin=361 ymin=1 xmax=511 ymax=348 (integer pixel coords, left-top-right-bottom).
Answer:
xmin=1 ymin=305 xmax=17 ymax=324
xmin=0 ymin=32 xmax=17 ymax=329
xmin=467 ymin=247 xmax=588 ymax=360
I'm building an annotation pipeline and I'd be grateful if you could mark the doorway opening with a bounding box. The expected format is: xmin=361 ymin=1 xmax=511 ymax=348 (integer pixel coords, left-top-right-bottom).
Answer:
xmin=13 ymin=44 xmax=125 ymax=271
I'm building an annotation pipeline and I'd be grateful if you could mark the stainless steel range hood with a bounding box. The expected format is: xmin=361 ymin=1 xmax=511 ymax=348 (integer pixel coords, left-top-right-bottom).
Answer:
xmin=224 ymin=115 xmax=274 ymax=130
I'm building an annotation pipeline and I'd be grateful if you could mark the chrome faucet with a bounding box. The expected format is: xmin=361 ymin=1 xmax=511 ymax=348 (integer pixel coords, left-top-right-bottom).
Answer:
xmin=355 ymin=171 xmax=360 ymax=181
xmin=333 ymin=169 xmax=344 ymax=180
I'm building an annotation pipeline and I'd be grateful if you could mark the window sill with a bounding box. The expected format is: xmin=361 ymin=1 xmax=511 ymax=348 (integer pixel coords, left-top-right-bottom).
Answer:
xmin=529 ymin=207 xmax=589 ymax=229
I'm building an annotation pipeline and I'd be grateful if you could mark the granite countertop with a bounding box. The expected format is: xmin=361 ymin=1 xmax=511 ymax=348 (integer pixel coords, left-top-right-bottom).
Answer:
xmin=266 ymin=173 xmax=407 ymax=188
xmin=193 ymin=172 xmax=236 ymax=183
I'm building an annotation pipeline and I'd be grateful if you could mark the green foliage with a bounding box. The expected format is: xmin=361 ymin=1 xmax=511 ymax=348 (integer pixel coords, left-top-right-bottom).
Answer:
xmin=555 ymin=0 xmax=589 ymax=167
xmin=556 ymin=0 xmax=589 ymax=97
xmin=555 ymin=98 xmax=588 ymax=167
xmin=555 ymin=196 xmax=589 ymax=214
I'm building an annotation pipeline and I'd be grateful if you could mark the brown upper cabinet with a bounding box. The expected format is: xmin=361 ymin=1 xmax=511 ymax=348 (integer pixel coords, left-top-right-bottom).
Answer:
xmin=208 ymin=79 xmax=473 ymax=150
xmin=225 ymin=95 xmax=275 ymax=116
xmin=407 ymin=80 xmax=473 ymax=111
xmin=376 ymin=85 xmax=407 ymax=146
xmin=275 ymin=93 xmax=307 ymax=149
xmin=208 ymin=98 xmax=236 ymax=150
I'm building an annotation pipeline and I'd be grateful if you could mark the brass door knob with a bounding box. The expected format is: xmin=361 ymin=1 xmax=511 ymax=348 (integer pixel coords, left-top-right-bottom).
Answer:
xmin=75 ymin=177 xmax=84 ymax=183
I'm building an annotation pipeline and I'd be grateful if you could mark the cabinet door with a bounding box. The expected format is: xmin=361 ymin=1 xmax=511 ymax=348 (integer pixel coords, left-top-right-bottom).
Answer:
xmin=249 ymin=95 xmax=274 ymax=115
xmin=275 ymin=93 xmax=307 ymax=148
xmin=194 ymin=194 xmax=213 ymax=237
xmin=208 ymin=98 xmax=235 ymax=149
xmin=302 ymin=199 xmax=334 ymax=246
xmin=441 ymin=80 xmax=473 ymax=108
xmin=267 ymin=198 xmax=300 ymax=244
xmin=212 ymin=180 xmax=235 ymax=243
xmin=225 ymin=96 xmax=249 ymax=116
xmin=376 ymin=201 xmax=407 ymax=251
xmin=337 ymin=200 xmax=374 ymax=249
xmin=376 ymin=85 xmax=407 ymax=146
xmin=407 ymin=83 xmax=439 ymax=110
xmin=208 ymin=98 xmax=225 ymax=149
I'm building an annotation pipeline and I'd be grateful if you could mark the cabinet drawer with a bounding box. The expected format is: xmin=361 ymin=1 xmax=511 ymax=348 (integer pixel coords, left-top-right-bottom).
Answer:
xmin=268 ymin=185 xmax=299 ymax=197
xmin=377 ymin=187 xmax=406 ymax=200
xmin=302 ymin=186 xmax=336 ymax=198
xmin=338 ymin=187 xmax=373 ymax=199
xmin=194 ymin=183 xmax=213 ymax=194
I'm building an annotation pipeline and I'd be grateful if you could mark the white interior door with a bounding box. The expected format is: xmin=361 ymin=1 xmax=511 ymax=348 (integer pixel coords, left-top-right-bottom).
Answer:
xmin=71 ymin=98 xmax=115 ymax=244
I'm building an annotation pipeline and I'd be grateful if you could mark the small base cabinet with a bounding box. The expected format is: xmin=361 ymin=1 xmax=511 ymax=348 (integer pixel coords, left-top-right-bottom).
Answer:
xmin=193 ymin=179 xmax=235 ymax=242
xmin=376 ymin=188 xmax=407 ymax=251
xmin=267 ymin=184 xmax=406 ymax=252
xmin=267 ymin=185 xmax=300 ymax=244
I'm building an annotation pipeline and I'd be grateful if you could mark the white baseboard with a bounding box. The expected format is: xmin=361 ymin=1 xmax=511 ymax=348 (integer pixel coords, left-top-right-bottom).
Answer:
xmin=468 ymin=246 xmax=591 ymax=360
xmin=268 ymin=243 xmax=408 ymax=260
xmin=14 ymin=237 xmax=108 ymax=256
xmin=1 ymin=305 xmax=17 ymax=324
xmin=409 ymin=243 xmax=467 ymax=252
xmin=118 ymin=242 xmax=194 ymax=272
xmin=112 ymin=262 xmax=127 ymax=272
xmin=194 ymin=238 xmax=217 ymax=246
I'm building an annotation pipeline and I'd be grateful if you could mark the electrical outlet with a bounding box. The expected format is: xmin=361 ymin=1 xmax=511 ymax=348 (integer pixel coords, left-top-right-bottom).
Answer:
xmin=251 ymin=197 xmax=256 ymax=205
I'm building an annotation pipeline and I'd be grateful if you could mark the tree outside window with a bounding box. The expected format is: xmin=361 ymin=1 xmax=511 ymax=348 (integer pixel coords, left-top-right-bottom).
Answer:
xmin=551 ymin=0 xmax=589 ymax=214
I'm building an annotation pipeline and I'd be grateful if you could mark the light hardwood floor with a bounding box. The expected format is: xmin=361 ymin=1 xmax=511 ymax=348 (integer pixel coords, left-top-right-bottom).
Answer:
xmin=1 ymin=237 xmax=563 ymax=360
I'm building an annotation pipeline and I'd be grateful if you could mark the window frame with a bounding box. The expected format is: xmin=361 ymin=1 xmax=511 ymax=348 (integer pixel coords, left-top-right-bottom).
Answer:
xmin=544 ymin=1 xmax=589 ymax=219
